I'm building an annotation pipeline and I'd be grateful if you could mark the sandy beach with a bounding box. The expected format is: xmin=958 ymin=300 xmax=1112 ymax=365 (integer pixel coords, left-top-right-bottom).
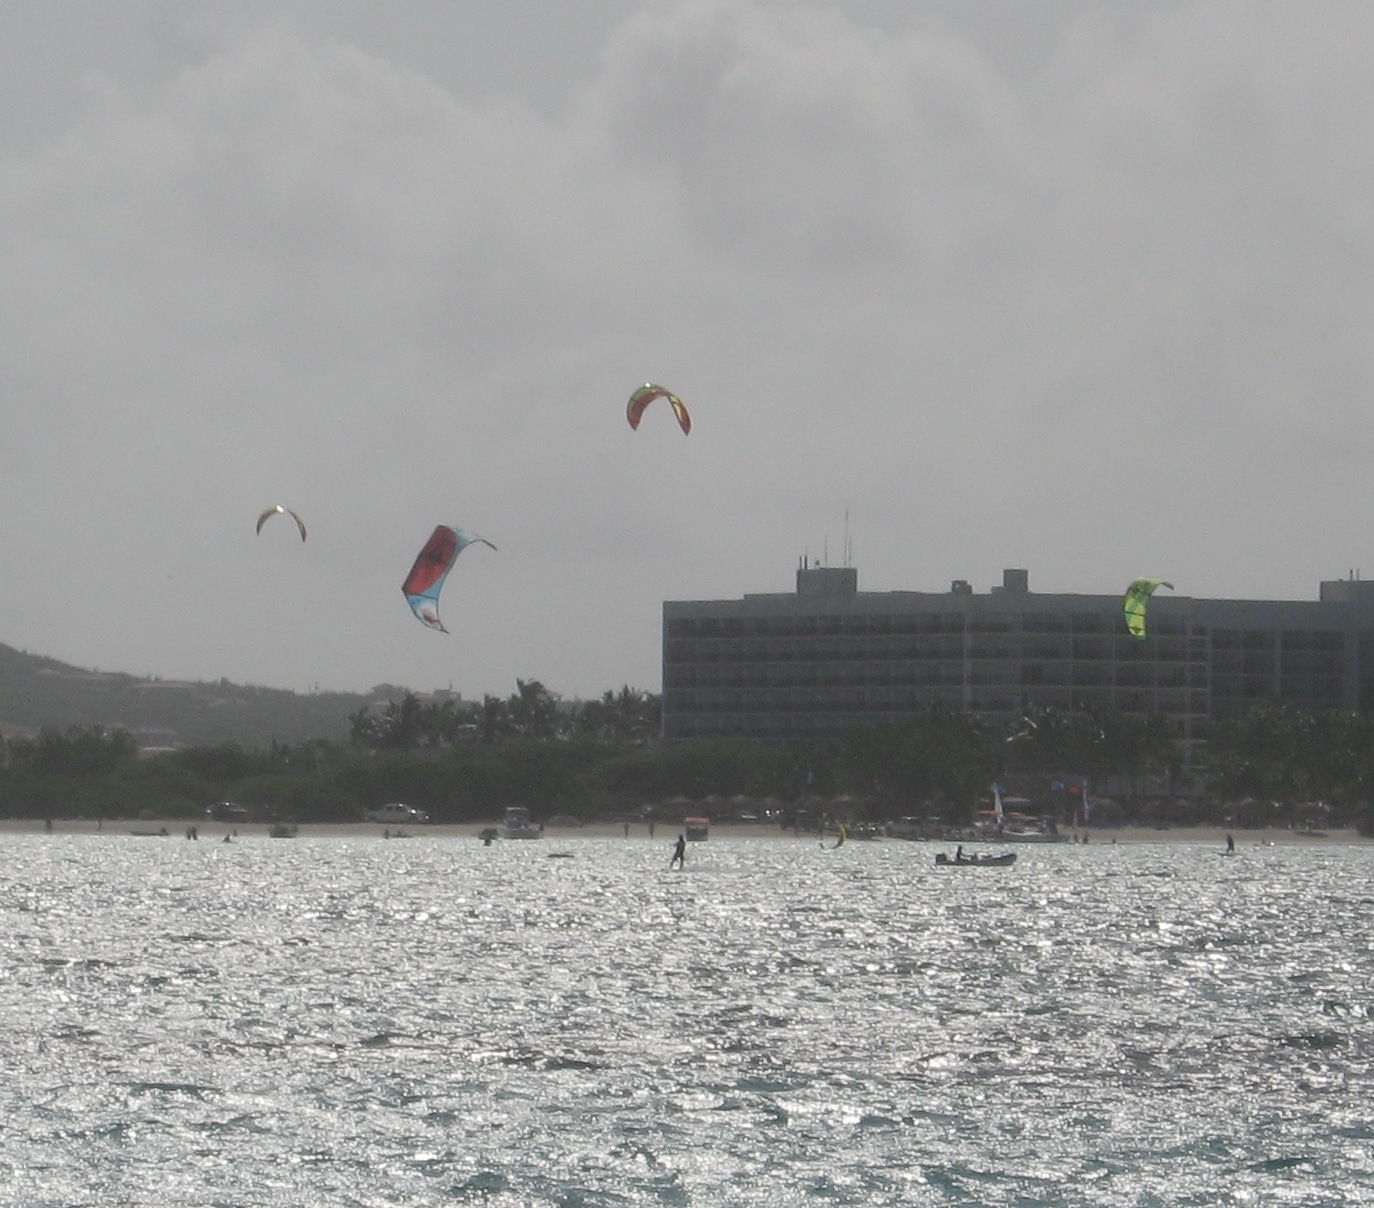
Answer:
xmin=1 ymin=817 xmax=1368 ymax=845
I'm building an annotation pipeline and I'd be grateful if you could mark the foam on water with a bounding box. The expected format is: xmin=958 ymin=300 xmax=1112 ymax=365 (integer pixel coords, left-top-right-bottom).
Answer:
xmin=0 ymin=833 xmax=1370 ymax=1205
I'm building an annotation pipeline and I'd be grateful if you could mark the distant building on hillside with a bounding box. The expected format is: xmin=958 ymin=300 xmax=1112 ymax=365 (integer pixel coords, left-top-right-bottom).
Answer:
xmin=353 ymin=686 xmax=464 ymax=720
xmin=661 ymin=564 xmax=1374 ymax=742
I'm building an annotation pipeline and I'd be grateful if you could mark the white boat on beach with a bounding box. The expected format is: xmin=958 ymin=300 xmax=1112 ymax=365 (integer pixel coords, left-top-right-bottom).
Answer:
xmin=998 ymin=824 xmax=1069 ymax=844
xmin=498 ymin=807 xmax=542 ymax=840
xmin=990 ymin=783 xmax=1068 ymax=842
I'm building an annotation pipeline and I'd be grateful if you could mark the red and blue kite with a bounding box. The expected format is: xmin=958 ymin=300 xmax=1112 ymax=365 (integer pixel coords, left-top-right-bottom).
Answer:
xmin=402 ymin=525 xmax=496 ymax=632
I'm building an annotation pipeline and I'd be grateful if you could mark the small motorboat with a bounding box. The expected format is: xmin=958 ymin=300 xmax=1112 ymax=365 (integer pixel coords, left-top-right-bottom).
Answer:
xmin=935 ymin=850 xmax=1016 ymax=867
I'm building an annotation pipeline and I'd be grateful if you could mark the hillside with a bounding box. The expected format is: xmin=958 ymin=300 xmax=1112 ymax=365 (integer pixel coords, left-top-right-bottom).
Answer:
xmin=0 ymin=643 xmax=384 ymax=748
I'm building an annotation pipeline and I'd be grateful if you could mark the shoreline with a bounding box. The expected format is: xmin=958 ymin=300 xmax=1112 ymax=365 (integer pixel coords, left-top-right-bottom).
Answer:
xmin=0 ymin=818 xmax=1368 ymax=846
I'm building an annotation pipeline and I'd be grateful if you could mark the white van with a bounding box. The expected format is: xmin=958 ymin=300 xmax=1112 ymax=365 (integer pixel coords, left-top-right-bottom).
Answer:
xmin=366 ymin=803 xmax=431 ymax=825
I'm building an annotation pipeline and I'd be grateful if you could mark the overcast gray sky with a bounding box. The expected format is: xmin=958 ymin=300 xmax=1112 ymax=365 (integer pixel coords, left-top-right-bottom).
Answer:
xmin=1 ymin=1 xmax=1371 ymax=701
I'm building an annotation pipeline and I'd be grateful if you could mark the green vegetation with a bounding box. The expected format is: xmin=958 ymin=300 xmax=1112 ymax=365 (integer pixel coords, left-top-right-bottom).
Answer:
xmin=0 ymin=641 xmax=368 ymax=747
xmin=3 ymin=689 xmax=1372 ymax=834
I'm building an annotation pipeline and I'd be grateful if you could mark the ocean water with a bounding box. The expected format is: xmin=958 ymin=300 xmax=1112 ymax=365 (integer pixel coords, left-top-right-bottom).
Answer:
xmin=0 ymin=832 xmax=1370 ymax=1207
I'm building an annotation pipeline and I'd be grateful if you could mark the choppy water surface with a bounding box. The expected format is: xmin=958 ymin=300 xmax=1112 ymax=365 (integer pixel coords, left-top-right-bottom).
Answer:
xmin=0 ymin=832 xmax=1370 ymax=1206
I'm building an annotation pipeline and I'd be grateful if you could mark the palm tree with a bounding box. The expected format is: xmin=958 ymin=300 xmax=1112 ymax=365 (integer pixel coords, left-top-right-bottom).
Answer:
xmin=509 ymin=679 xmax=558 ymax=739
xmin=478 ymin=694 xmax=513 ymax=742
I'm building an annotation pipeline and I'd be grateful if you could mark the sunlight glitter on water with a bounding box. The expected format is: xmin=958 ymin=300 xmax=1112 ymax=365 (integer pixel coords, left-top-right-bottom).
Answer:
xmin=0 ymin=833 xmax=1370 ymax=1205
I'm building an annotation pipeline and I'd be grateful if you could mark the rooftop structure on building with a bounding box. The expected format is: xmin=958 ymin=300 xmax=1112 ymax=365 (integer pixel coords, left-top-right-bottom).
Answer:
xmin=661 ymin=564 xmax=1374 ymax=742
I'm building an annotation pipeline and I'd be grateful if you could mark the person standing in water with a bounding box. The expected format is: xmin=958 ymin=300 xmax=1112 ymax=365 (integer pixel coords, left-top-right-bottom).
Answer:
xmin=670 ymin=833 xmax=687 ymax=869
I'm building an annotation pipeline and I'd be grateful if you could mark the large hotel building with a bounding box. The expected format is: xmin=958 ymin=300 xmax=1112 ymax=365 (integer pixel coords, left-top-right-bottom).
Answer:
xmin=661 ymin=565 xmax=1374 ymax=742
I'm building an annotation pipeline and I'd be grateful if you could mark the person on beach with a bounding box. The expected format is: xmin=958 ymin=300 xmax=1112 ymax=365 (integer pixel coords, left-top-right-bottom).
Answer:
xmin=1226 ymin=833 xmax=1235 ymax=854
xmin=670 ymin=833 xmax=687 ymax=869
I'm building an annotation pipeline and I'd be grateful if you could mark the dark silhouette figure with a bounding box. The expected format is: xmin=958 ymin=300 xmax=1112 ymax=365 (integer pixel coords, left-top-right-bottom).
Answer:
xmin=1226 ymin=833 xmax=1235 ymax=854
xmin=670 ymin=833 xmax=687 ymax=869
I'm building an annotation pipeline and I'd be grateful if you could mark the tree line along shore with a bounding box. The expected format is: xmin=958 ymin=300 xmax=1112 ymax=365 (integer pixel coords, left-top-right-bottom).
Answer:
xmin=3 ymin=687 xmax=1374 ymax=836
xmin=3 ymin=819 xmax=1368 ymax=847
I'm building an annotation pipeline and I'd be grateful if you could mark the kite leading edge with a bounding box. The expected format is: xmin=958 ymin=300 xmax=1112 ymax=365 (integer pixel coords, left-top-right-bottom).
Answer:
xmin=626 ymin=384 xmax=691 ymax=435
xmin=256 ymin=506 xmax=307 ymax=541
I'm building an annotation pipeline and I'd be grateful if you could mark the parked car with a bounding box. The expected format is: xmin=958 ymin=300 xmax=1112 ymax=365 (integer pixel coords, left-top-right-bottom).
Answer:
xmin=365 ymin=803 xmax=431 ymax=825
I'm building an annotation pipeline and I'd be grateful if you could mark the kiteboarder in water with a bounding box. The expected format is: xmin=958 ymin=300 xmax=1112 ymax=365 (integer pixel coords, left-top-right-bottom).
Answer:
xmin=670 ymin=833 xmax=687 ymax=870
